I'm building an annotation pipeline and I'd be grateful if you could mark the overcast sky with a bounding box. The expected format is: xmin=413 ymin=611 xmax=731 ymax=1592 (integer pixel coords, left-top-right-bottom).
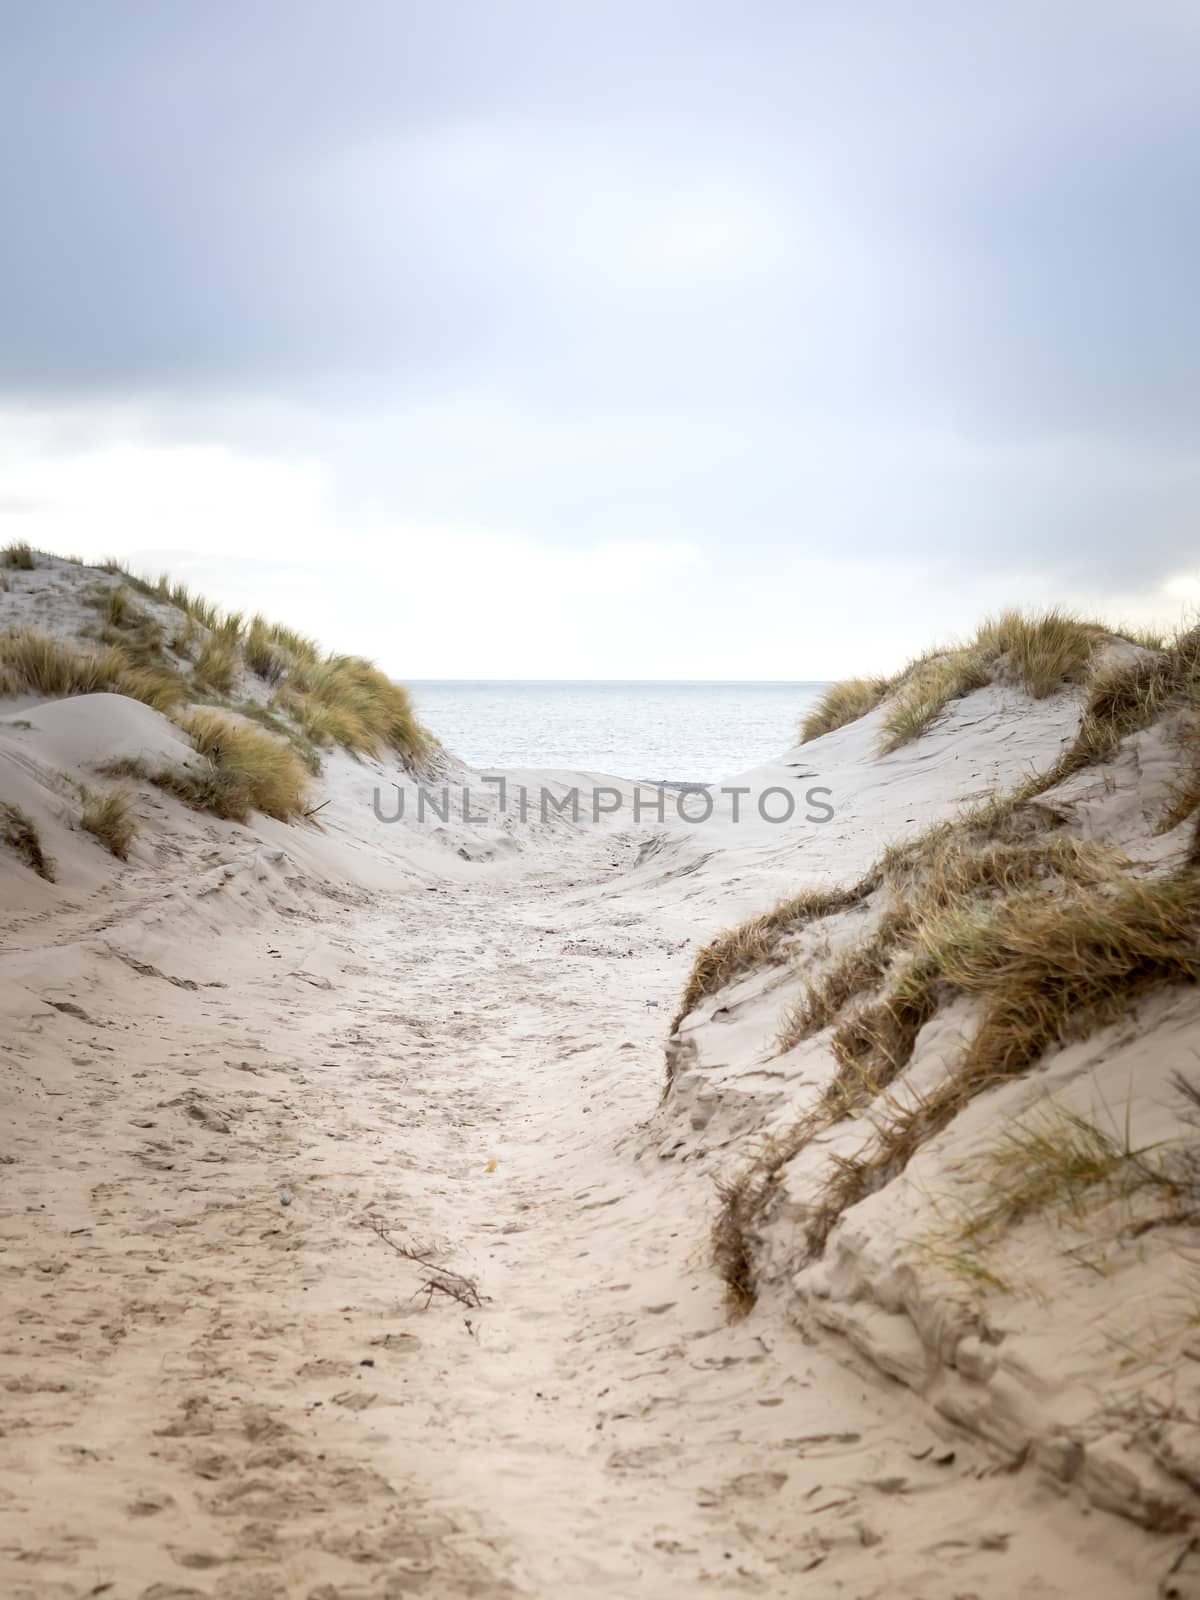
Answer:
xmin=2 ymin=1 xmax=1198 ymax=678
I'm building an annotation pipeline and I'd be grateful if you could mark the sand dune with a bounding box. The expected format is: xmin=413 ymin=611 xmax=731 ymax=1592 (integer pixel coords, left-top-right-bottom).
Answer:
xmin=1 ymin=561 xmax=1196 ymax=1596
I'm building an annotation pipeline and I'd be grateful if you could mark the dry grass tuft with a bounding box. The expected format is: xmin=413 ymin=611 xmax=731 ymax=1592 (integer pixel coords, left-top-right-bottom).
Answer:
xmin=711 ymin=1167 xmax=765 ymax=1315
xmin=284 ymin=655 xmax=432 ymax=768
xmin=232 ymin=699 xmax=322 ymax=775
xmin=953 ymin=1104 xmax=1163 ymax=1244
xmin=823 ymin=965 xmax=940 ymax=1117
xmin=920 ymin=1089 xmax=1200 ymax=1292
xmin=178 ymin=709 xmax=312 ymax=822
xmin=80 ymin=787 xmax=139 ymax=859
xmin=86 ymin=587 xmax=169 ymax=668
xmin=102 ymin=710 xmax=312 ymax=824
xmin=0 ymin=630 xmax=119 ymax=696
xmin=265 ymin=621 xmax=320 ymax=664
xmin=912 ymin=871 xmax=1200 ymax=1084
xmin=673 ymin=880 xmax=874 ymax=1033
xmin=110 ymin=664 xmax=186 ymax=714
xmin=100 ymin=755 xmax=245 ymax=823
xmin=99 ymin=584 xmax=132 ymax=627
xmin=193 ymin=634 xmax=239 ymax=694
xmin=878 ymin=610 xmax=1108 ymax=753
xmin=776 ymin=909 xmax=912 ymax=1053
xmin=1 ymin=541 xmax=35 ymax=570
xmin=94 ymin=560 xmax=235 ymax=636
xmin=244 ymin=617 xmax=289 ymax=684
xmin=976 ymin=608 xmax=1105 ymax=697
xmin=169 ymin=617 xmax=200 ymax=659
xmin=286 ymin=694 xmax=342 ymax=748
xmin=774 ymin=832 xmax=1121 ymax=1064
xmin=0 ymin=801 xmax=54 ymax=879
xmin=706 ymin=784 xmax=1185 ymax=1304
xmin=798 ymin=867 xmax=1200 ymax=1261
xmin=1017 ymin=623 xmax=1200 ymax=807
xmin=0 ymin=628 xmax=187 ymax=714
xmin=213 ymin=610 xmax=244 ymax=641
xmin=800 ymin=678 xmax=889 ymax=743
xmin=804 ymin=608 xmax=1136 ymax=755
xmin=878 ymin=653 xmax=991 ymax=752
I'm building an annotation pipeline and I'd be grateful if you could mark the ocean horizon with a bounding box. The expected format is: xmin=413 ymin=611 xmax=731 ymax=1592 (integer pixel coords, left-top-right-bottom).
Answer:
xmin=407 ymin=678 xmax=830 ymax=782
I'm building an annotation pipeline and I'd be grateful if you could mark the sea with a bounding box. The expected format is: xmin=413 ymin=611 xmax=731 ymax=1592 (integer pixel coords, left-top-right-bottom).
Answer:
xmin=408 ymin=681 xmax=829 ymax=784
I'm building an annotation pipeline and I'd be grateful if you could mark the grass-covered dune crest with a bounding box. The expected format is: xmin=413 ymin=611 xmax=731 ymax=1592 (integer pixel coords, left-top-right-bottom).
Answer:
xmin=800 ymin=607 xmax=1166 ymax=753
xmin=0 ymin=545 xmax=439 ymax=783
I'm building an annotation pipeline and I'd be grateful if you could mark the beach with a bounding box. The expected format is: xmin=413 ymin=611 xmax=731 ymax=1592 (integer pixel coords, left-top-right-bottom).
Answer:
xmin=1 ymin=568 xmax=1191 ymax=1596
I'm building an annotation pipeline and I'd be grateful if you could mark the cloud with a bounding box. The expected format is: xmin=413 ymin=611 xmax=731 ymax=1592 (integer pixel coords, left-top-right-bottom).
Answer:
xmin=0 ymin=412 xmax=702 ymax=675
xmin=1 ymin=3 xmax=1198 ymax=672
xmin=2 ymin=412 xmax=1196 ymax=682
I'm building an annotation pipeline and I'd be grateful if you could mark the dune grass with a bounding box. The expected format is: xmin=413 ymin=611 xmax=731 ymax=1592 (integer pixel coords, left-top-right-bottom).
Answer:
xmin=698 ymin=616 xmax=1200 ymax=1308
xmin=133 ymin=569 xmax=434 ymax=768
xmin=877 ymin=610 xmax=1112 ymax=753
xmin=103 ymin=713 xmax=312 ymax=826
xmin=1 ymin=541 xmax=35 ymax=570
xmin=713 ymin=860 xmax=1200 ymax=1307
xmin=671 ymin=880 xmax=876 ymax=1036
xmin=978 ymin=609 xmax=1107 ymax=697
xmin=700 ymin=753 xmax=1199 ymax=1308
xmin=0 ymin=801 xmax=54 ymax=880
xmin=951 ymin=1103 xmax=1169 ymax=1245
xmin=0 ymin=630 xmax=117 ymax=696
xmin=878 ymin=652 xmax=992 ymax=753
xmin=230 ymin=699 xmax=322 ymax=775
xmin=5 ymin=555 xmax=436 ymax=773
xmin=801 ymin=608 xmax=1140 ymax=753
xmin=174 ymin=709 xmax=312 ymax=822
xmin=805 ymin=866 xmax=1200 ymax=1260
xmin=912 ymin=1086 xmax=1200 ymax=1298
xmin=265 ymin=621 xmax=321 ymax=663
xmin=85 ymin=585 xmax=172 ymax=669
xmin=244 ymin=616 xmax=289 ymax=684
xmin=282 ymin=655 xmax=431 ymax=765
xmin=1046 ymin=623 xmax=1200 ymax=791
xmin=0 ymin=629 xmax=186 ymax=713
xmin=192 ymin=634 xmax=239 ymax=694
xmin=80 ymin=787 xmax=139 ymax=859
xmin=98 ymin=584 xmax=132 ymax=627
xmin=800 ymin=678 xmax=890 ymax=743
xmin=775 ymin=906 xmax=914 ymax=1057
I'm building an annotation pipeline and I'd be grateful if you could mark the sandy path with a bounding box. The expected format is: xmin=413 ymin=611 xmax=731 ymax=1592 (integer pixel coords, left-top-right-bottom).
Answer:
xmin=0 ymin=831 xmax=1153 ymax=1598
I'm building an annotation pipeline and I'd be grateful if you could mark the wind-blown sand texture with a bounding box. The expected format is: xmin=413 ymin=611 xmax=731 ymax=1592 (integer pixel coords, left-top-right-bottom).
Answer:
xmin=1 ymin=558 xmax=1196 ymax=1597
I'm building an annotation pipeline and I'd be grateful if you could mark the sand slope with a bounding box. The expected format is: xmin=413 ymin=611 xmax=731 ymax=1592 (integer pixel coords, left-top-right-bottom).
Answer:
xmin=0 ymin=627 xmax=1192 ymax=1595
xmin=662 ymin=688 xmax=1200 ymax=1584
xmin=0 ymin=811 xmax=1160 ymax=1598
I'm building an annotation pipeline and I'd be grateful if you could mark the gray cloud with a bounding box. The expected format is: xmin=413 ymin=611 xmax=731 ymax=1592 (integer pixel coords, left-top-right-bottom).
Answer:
xmin=3 ymin=0 xmax=1200 ymax=618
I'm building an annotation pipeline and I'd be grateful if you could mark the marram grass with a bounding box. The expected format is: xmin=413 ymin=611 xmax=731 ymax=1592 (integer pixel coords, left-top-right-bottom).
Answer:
xmin=0 ymin=802 xmax=54 ymax=880
xmin=1 ymin=553 xmax=436 ymax=774
xmin=694 ymin=614 xmax=1200 ymax=1308
xmin=800 ymin=607 xmax=1162 ymax=752
xmin=176 ymin=709 xmax=312 ymax=823
xmin=710 ymin=853 xmax=1200 ymax=1308
xmin=80 ymin=787 xmax=139 ymax=859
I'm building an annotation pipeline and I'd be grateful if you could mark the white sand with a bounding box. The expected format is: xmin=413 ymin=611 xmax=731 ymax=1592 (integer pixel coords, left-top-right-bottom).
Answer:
xmin=0 ymin=575 xmax=1194 ymax=1596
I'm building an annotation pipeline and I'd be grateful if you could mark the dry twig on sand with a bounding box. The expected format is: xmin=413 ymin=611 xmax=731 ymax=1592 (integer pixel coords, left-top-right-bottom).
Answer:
xmin=367 ymin=1219 xmax=484 ymax=1309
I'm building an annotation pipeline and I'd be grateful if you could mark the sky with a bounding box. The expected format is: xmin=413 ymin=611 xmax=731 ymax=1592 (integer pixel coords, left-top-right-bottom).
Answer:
xmin=2 ymin=1 xmax=1199 ymax=679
